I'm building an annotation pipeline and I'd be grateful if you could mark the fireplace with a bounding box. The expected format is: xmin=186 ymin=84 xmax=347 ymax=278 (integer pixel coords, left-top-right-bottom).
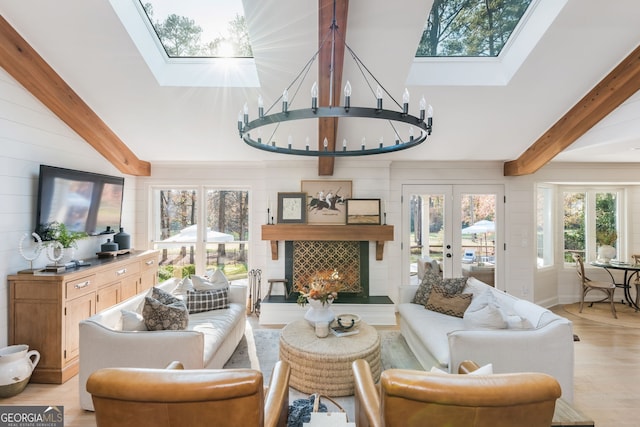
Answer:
xmin=284 ymin=241 xmax=369 ymax=302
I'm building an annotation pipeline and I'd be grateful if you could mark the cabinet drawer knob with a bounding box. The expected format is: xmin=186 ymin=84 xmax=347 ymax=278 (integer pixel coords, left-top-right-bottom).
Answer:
xmin=116 ymin=268 xmax=127 ymax=276
xmin=75 ymin=280 xmax=91 ymax=289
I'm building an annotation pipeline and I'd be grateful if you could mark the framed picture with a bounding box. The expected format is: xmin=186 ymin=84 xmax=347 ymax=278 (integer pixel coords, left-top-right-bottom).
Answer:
xmin=346 ymin=199 xmax=381 ymax=225
xmin=277 ymin=192 xmax=307 ymax=224
xmin=301 ymin=180 xmax=352 ymax=225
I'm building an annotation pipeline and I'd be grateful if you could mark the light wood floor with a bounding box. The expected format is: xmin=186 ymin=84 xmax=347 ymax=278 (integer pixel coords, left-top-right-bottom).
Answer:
xmin=2 ymin=306 xmax=637 ymax=427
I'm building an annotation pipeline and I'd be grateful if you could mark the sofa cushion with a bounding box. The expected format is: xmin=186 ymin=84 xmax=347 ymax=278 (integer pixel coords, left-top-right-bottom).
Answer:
xmin=186 ymin=288 xmax=229 ymax=313
xmin=513 ymin=299 xmax=552 ymax=328
xmin=120 ymin=309 xmax=147 ymax=331
xmin=439 ymin=277 xmax=468 ymax=295
xmin=426 ymin=286 xmax=472 ymax=318
xmin=143 ymin=287 xmax=189 ymax=331
xmin=463 ymin=302 xmax=507 ymax=329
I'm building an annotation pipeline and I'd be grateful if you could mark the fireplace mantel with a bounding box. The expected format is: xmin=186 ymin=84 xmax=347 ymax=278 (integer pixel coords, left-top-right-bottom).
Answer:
xmin=261 ymin=224 xmax=394 ymax=260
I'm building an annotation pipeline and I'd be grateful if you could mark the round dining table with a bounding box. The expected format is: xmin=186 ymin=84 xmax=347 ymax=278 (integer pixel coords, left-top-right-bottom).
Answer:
xmin=590 ymin=261 xmax=640 ymax=311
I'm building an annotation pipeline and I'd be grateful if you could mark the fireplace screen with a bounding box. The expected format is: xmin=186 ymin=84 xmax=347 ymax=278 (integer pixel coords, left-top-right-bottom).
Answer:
xmin=287 ymin=241 xmax=366 ymax=295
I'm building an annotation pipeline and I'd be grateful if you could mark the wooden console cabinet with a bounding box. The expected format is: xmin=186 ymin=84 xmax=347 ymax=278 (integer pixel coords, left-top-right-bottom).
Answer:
xmin=8 ymin=250 xmax=159 ymax=384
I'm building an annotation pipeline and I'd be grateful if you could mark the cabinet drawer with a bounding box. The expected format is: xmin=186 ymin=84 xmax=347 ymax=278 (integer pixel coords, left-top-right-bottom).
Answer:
xmin=97 ymin=261 xmax=140 ymax=284
xmin=140 ymin=255 xmax=158 ymax=273
xmin=65 ymin=275 xmax=96 ymax=300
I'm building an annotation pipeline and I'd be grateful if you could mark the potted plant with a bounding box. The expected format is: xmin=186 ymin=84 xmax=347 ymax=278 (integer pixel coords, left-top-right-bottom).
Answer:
xmin=37 ymin=222 xmax=88 ymax=264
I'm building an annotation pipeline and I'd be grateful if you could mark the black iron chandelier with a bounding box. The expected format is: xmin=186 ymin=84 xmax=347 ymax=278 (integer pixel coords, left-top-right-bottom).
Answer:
xmin=237 ymin=1 xmax=433 ymax=157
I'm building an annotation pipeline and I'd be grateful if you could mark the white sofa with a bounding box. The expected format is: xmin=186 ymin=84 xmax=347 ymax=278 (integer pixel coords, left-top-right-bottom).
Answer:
xmin=398 ymin=277 xmax=575 ymax=403
xmin=78 ymin=278 xmax=247 ymax=411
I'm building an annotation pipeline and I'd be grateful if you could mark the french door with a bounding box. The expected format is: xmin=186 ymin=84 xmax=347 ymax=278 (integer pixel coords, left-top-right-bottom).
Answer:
xmin=403 ymin=184 xmax=504 ymax=288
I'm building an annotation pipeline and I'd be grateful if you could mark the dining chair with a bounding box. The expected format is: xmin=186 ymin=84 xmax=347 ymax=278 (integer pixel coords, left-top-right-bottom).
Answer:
xmin=630 ymin=255 xmax=640 ymax=307
xmin=572 ymin=254 xmax=617 ymax=318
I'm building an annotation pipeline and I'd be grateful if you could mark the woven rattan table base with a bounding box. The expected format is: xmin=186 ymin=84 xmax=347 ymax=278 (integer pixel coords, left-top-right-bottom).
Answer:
xmin=279 ymin=319 xmax=381 ymax=396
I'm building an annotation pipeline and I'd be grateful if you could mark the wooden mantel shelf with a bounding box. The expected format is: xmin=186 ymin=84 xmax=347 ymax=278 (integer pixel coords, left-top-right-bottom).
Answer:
xmin=261 ymin=224 xmax=394 ymax=261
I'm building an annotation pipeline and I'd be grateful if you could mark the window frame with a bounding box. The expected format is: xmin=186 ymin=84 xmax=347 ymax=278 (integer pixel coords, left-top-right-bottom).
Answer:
xmin=559 ymin=186 xmax=626 ymax=265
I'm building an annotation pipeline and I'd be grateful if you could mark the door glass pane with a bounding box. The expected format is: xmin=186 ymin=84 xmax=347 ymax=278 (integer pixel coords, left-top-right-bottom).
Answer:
xmin=537 ymin=186 xmax=553 ymax=268
xmin=410 ymin=194 xmax=446 ymax=271
xmin=205 ymin=190 xmax=249 ymax=280
xmin=460 ymin=193 xmax=496 ymax=286
xmin=152 ymin=189 xmax=198 ymax=281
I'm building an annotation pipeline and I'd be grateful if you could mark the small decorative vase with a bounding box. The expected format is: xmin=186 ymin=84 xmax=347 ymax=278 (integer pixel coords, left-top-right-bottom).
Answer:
xmin=114 ymin=227 xmax=131 ymax=250
xmin=598 ymin=245 xmax=616 ymax=263
xmin=0 ymin=344 xmax=40 ymax=398
xmin=304 ymin=298 xmax=335 ymax=327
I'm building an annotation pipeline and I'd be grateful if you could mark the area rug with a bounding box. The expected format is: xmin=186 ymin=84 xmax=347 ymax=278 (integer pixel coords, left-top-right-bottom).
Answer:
xmin=224 ymin=322 xmax=422 ymax=421
xmin=562 ymin=302 xmax=640 ymax=328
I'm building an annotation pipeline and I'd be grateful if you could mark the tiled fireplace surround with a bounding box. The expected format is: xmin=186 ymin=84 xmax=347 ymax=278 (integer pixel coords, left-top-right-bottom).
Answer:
xmin=259 ymin=239 xmax=396 ymax=325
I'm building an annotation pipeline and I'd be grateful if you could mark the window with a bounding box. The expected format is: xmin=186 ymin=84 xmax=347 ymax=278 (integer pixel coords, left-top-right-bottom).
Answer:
xmin=562 ymin=188 xmax=622 ymax=263
xmin=151 ymin=187 xmax=249 ymax=281
xmin=416 ymin=0 xmax=533 ymax=57
xmin=536 ymin=185 xmax=553 ymax=268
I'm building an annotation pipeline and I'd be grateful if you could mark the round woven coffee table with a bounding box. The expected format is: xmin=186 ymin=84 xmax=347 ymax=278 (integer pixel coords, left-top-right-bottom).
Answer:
xmin=279 ymin=319 xmax=381 ymax=396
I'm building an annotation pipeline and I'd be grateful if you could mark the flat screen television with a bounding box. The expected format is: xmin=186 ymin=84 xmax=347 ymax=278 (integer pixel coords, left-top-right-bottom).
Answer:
xmin=35 ymin=165 xmax=125 ymax=237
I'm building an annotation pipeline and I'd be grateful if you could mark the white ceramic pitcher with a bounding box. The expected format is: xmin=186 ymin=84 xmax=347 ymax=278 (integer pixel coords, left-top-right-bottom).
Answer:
xmin=0 ymin=344 xmax=40 ymax=398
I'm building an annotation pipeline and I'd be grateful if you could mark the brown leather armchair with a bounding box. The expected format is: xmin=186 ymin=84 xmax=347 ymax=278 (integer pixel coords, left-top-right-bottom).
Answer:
xmin=87 ymin=360 xmax=291 ymax=427
xmin=352 ymin=359 xmax=561 ymax=427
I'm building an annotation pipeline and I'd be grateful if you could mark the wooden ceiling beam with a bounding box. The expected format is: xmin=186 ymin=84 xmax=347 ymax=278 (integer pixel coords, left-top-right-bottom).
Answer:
xmin=504 ymin=44 xmax=640 ymax=176
xmin=317 ymin=0 xmax=348 ymax=176
xmin=0 ymin=16 xmax=151 ymax=176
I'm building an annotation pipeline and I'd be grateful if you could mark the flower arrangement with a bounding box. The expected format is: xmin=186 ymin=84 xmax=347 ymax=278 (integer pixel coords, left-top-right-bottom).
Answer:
xmin=296 ymin=269 xmax=341 ymax=306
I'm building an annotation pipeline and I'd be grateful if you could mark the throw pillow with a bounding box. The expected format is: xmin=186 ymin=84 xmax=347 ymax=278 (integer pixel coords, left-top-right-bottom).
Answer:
xmin=142 ymin=290 xmax=189 ymax=331
xmin=463 ymin=302 xmax=507 ymax=329
xmin=412 ymin=270 xmax=441 ymax=305
xmin=425 ymin=286 xmax=472 ymax=318
xmin=186 ymin=288 xmax=229 ymax=313
xmin=172 ymin=277 xmax=194 ymax=297
xmin=439 ymin=276 xmax=468 ymax=295
xmin=120 ymin=309 xmax=147 ymax=331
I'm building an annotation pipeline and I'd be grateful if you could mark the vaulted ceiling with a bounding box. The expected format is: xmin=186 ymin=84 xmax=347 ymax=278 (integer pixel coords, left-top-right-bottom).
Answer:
xmin=1 ymin=0 xmax=640 ymax=177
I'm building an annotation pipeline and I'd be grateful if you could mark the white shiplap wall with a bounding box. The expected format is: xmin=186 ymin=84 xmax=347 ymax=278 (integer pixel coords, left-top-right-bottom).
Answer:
xmin=0 ymin=68 xmax=138 ymax=347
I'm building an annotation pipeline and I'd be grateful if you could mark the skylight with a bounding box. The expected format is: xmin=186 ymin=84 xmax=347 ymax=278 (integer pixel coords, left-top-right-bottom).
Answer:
xmin=140 ymin=0 xmax=252 ymax=58
xmin=416 ymin=0 xmax=533 ymax=57
xmin=408 ymin=0 xmax=567 ymax=86
xmin=109 ymin=0 xmax=259 ymax=87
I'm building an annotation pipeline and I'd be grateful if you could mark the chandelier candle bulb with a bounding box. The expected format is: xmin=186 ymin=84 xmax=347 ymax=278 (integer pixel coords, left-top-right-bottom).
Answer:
xmin=311 ymin=82 xmax=318 ymax=111
xmin=403 ymin=88 xmax=410 ymax=114
xmin=419 ymin=96 xmax=427 ymax=121
xmin=306 ymin=136 xmax=310 ymax=151
xmin=427 ymin=105 xmax=434 ymax=129
xmin=361 ymin=137 xmax=366 ymax=150
xmin=376 ymin=86 xmax=383 ymax=110
xmin=343 ymin=139 xmax=347 ymax=151
xmin=344 ymin=81 xmax=352 ymax=109
xmin=379 ymin=137 xmax=384 ymax=148
xmin=243 ymin=103 xmax=249 ymax=124
xmin=258 ymin=95 xmax=264 ymax=118
xmin=282 ymin=89 xmax=289 ymax=113
xmin=323 ymin=137 xmax=328 ymax=151
xmin=409 ymin=127 xmax=414 ymax=141
xmin=288 ymin=135 xmax=293 ymax=150
xmin=237 ymin=111 xmax=243 ymax=131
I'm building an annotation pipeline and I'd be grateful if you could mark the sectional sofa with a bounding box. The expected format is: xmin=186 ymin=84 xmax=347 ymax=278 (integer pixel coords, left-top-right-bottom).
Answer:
xmin=78 ymin=278 xmax=247 ymax=410
xmin=398 ymin=276 xmax=575 ymax=402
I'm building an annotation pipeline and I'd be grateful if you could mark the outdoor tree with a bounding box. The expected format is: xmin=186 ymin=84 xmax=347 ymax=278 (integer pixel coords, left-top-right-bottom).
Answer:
xmin=416 ymin=0 xmax=532 ymax=57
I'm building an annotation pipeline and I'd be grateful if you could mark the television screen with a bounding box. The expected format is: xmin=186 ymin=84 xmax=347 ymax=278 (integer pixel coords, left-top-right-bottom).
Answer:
xmin=36 ymin=165 xmax=125 ymax=237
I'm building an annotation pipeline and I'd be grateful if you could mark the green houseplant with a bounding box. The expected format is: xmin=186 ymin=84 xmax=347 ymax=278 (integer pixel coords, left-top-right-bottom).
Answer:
xmin=38 ymin=221 xmax=88 ymax=249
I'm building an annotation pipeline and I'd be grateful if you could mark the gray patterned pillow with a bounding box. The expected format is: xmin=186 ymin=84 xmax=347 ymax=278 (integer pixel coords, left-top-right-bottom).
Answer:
xmin=143 ymin=288 xmax=189 ymax=330
xmin=412 ymin=270 xmax=441 ymax=305
xmin=186 ymin=288 xmax=229 ymax=314
xmin=439 ymin=277 xmax=468 ymax=295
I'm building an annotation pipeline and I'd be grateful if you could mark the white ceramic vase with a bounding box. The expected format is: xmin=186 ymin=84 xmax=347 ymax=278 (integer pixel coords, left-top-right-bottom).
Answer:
xmin=0 ymin=344 xmax=40 ymax=398
xmin=304 ymin=298 xmax=335 ymax=327
xmin=598 ymin=245 xmax=616 ymax=263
